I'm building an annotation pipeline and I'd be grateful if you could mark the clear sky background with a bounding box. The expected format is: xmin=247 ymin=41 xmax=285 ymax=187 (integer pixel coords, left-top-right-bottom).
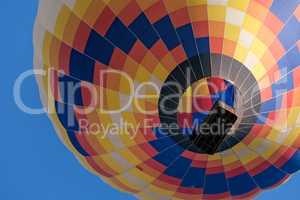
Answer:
xmin=1 ymin=1 xmax=299 ymax=200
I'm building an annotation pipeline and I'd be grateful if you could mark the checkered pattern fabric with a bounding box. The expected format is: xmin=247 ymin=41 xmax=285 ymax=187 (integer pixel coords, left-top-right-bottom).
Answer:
xmin=34 ymin=0 xmax=300 ymax=199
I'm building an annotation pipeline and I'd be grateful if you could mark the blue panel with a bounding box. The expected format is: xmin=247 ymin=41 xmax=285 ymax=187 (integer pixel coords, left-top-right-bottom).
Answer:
xmin=177 ymin=24 xmax=198 ymax=58
xmin=149 ymin=136 xmax=176 ymax=152
xmin=105 ymin=18 xmax=137 ymax=53
xmin=278 ymin=46 xmax=300 ymax=76
xmin=129 ymin=13 xmax=159 ymax=49
xmin=272 ymin=73 xmax=294 ymax=96
xmin=253 ymin=166 xmax=287 ymax=189
xmin=256 ymin=113 xmax=268 ymax=124
xmin=165 ymin=157 xmax=192 ymax=178
xmin=181 ymin=167 xmax=206 ymax=188
xmin=85 ymin=30 xmax=114 ymax=65
xmin=270 ymin=0 xmax=300 ymax=21
xmin=70 ymin=49 xmax=95 ymax=83
xmin=220 ymin=85 xmax=235 ymax=107
xmin=278 ymin=17 xmax=300 ymax=50
xmin=281 ymin=151 xmax=300 ymax=174
xmin=59 ymin=75 xmax=83 ymax=106
xmin=259 ymin=97 xmax=281 ymax=112
xmin=154 ymin=15 xmax=180 ymax=50
xmin=196 ymin=37 xmax=210 ymax=54
xmin=192 ymin=112 xmax=208 ymax=124
xmin=285 ymin=46 xmax=300 ymax=72
xmin=228 ymin=173 xmax=257 ymax=196
xmin=211 ymin=95 xmax=221 ymax=105
xmin=55 ymin=101 xmax=89 ymax=156
xmin=204 ymin=173 xmax=228 ymax=194
xmin=154 ymin=145 xmax=184 ymax=166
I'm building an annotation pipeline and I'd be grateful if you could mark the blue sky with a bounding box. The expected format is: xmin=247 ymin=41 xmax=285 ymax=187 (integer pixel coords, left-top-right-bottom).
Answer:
xmin=0 ymin=1 xmax=298 ymax=199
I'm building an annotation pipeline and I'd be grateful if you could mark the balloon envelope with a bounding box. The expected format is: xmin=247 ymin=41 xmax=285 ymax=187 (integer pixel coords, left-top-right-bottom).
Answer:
xmin=34 ymin=0 xmax=300 ymax=199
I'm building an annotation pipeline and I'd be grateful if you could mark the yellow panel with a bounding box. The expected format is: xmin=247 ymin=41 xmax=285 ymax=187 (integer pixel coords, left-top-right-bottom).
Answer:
xmin=130 ymin=168 xmax=156 ymax=182
xmin=233 ymin=44 xmax=249 ymax=63
xmin=187 ymin=0 xmax=207 ymax=6
xmin=73 ymin=0 xmax=93 ymax=18
xmin=42 ymin=31 xmax=53 ymax=67
xmin=100 ymin=154 xmax=127 ymax=174
xmin=192 ymin=79 xmax=210 ymax=96
xmin=118 ymin=149 xmax=141 ymax=166
xmin=119 ymin=76 xmax=133 ymax=95
xmin=288 ymin=109 xmax=300 ymax=126
xmin=105 ymin=90 xmax=121 ymax=110
xmin=146 ymin=185 xmax=175 ymax=196
xmin=82 ymin=1 xmax=106 ymax=26
xmin=232 ymin=143 xmax=257 ymax=164
xmin=224 ymin=24 xmax=241 ymax=41
xmin=153 ymin=64 xmax=169 ymax=82
xmin=251 ymin=63 xmax=266 ymax=80
xmin=228 ymin=0 xmax=250 ymax=10
xmin=135 ymin=66 xmax=151 ymax=82
xmin=242 ymin=15 xmax=262 ymax=34
xmin=207 ymin=5 xmax=226 ymax=22
xmin=249 ymin=138 xmax=279 ymax=159
xmin=221 ymin=151 xmax=238 ymax=165
xmin=54 ymin=5 xmax=72 ymax=40
xmin=284 ymin=128 xmax=300 ymax=146
xmin=250 ymin=38 xmax=268 ymax=59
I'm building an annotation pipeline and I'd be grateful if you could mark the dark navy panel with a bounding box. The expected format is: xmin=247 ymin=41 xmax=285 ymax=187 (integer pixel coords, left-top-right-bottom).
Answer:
xmin=129 ymin=13 xmax=159 ymax=49
xmin=153 ymin=127 xmax=169 ymax=139
xmin=153 ymin=144 xmax=184 ymax=166
xmin=281 ymin=151 xmax=300 ymax=174
xmin=105 ymin=18 xmax=137 ymax=53
xmin=253 ymin=166 xmax=287 ymax=189
xmin=55 ymin=101 xmax=89 ymax=156
xmin=180 ymin=128 xmax=193 ymax=136
xmin=270 ymin=0 xmax=300 ymax=21
xmin=55 ymin=101 xmax=79 ymax=131
xmin=154 ymin=15 xmax=180 ymax=50
xmin=204 ymin=173 xmax=228 ymax=194
xmin=278 ymin=17 xmax=300 ymax=50
xmin=177 ymin=24 xmax=198 ymax=58
xmin=70 ymin=49 xmax=95 ymax=83
xmin=196 ymin=37 xmax=210 ymax=53
xmin=165 ymin=157 xmax=192 ymax=178
xmin=181 ymin=167 xmax=206 ymax=188
xmin=149 ymin=136 xmax=176 ymax=152
xmin=228 ymin=173 xmax=257 ymax=196
xmin=85 ymin=30 xmax=114 ymax=65
xmin=59 ymin=75 xmax=83 ymax=106
xmin=66 ymin=130 xmax=90 ymax=156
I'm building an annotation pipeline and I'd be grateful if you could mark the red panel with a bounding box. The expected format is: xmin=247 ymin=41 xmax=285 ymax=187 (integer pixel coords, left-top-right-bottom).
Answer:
xmin=169 ymin=7 xmax=190 ymax=28
xmin=73 ymin=21 xmax=91 ymax=52
xmin=94 ymin=7 xmax=115 ymax=35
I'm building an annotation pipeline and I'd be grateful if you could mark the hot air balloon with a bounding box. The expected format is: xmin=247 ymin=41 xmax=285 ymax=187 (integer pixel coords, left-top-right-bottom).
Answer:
xmin=34 ymin=0 xmax=300 ymax=199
